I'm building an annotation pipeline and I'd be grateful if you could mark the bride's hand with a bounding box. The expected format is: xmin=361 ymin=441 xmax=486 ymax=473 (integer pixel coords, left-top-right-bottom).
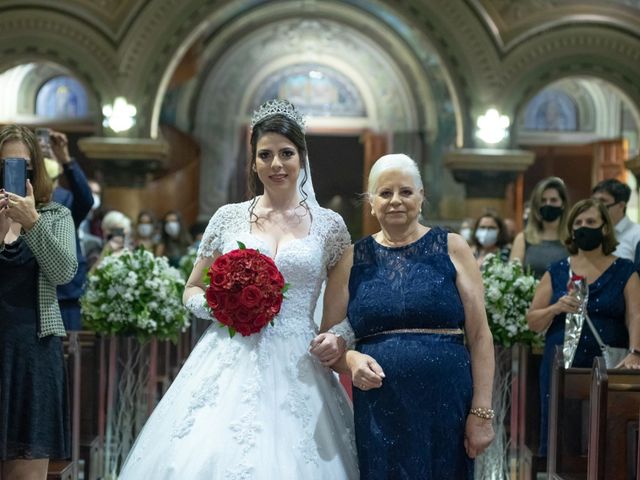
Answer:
xmin=347 ymin=351 xmax=385 ymax=391
xmin=309 ymin=333 xmax=346 ymax=366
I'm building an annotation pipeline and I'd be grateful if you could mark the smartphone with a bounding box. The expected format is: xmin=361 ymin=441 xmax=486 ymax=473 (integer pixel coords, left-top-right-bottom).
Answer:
xmin=35 ymin=128 xmax=50 ymax=143
xmin=2 ymin=157 xmax=27 ymax=197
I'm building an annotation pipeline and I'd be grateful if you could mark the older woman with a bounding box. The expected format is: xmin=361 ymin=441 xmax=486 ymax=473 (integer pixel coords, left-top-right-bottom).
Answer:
xmin=510 ymin=177 xmax=569 ymax=278
xmin=313 ymin=154 xmax=495 ymax=479
xmin=0 ymin=125 xmax=77 ymax=479
xmin=527 ymin=198 xmax=640 ymax=456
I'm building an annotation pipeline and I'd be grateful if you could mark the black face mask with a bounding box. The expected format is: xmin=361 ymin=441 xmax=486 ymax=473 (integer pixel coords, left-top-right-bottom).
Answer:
xmin=573 ymin=225 xmax=604 ymax=251
xmin=539 ymin=205 xmax=563 ymax=222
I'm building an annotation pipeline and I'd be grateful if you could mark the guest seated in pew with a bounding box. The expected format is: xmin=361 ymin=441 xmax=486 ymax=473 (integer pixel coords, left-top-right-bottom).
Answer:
xmin=0 ymin=125 xmax=77 ymax=479
xmin=526 ymin=198 xmax=640 ymax=457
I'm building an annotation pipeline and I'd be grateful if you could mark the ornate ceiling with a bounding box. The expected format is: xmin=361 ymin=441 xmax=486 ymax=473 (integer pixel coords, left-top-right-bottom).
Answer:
xmin=0 ymin=0 xmax=639 ymax=143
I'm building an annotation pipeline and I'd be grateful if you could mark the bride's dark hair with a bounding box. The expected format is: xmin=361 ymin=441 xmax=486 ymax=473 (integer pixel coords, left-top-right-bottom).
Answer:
xmin=247 ymin=114 xmax=309 ymax=221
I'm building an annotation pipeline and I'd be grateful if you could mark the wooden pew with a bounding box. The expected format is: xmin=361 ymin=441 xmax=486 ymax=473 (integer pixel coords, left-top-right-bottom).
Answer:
xmin=46 ymin=460 xmax=73 ymax=480
xmin=547 ymin=348 xmax=640 ymax=480
xmin=588 ymin=357 xmax=640 ymax=479
xmin=51 ymin=331 xmax=101 ymax=480
xmin=547 ymin=347 xmax=591 ymax=479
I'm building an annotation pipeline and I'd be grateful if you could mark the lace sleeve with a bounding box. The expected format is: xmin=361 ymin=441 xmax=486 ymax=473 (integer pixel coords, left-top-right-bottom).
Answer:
xmin=196 ymin=204 xmax=235 ymax=263
xmin=322 ymin=209 xmax=352 ymax=270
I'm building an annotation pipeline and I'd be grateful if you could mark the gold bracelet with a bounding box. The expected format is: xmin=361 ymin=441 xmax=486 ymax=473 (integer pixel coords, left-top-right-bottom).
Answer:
xmin=469 ymin=407 xmax=495 ymax=420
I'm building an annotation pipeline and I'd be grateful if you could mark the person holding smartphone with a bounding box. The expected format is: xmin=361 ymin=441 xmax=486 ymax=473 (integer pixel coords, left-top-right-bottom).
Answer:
xmin=0 ymin=125 xmax=77 ymax=479
xmin=39 ymin=128 xmax=94 ymax=331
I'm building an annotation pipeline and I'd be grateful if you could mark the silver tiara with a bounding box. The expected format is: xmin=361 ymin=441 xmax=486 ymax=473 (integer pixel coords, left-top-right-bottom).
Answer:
xmin=250 ymin=99 xmax=306 ymax=132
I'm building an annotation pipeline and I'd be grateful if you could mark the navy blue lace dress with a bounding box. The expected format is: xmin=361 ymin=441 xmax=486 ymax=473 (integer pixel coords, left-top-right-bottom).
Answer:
xmin=347 ymin=228 xmax=474 ymax=479
xmin=538 ymin=257 xmax=637 ymax=456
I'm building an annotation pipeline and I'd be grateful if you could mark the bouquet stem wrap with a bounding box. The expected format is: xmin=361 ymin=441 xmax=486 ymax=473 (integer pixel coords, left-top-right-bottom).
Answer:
xmin=563 ymin=273 xmax=588 ymax=369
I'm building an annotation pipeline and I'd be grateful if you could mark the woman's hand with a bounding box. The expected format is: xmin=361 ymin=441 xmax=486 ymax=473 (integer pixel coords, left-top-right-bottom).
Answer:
xmin=617 ymin=353 xmax=640 ymax=369
xmin=553 ymin=294 xmax=581 ymax=315
xmin=464 ymin=415 xmax=495 ymax=458
xmin=5 ymin=180 xmax=39 ymax=230
xmin=309 ymin=333 xmax=346 ymax=366
xmin=50 ymin=131 xmax=71 ymax=165
xmin=347 ymin=351 xmax=385 ymax=391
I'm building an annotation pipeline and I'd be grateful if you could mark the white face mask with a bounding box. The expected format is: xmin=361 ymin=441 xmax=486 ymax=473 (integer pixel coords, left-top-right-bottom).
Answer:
xmin=165 ymin=221 xmax=180 ymax=238
xmin=459 ymin=227 xmax=472 ymax=242
xmin=475 ymin=228 xmax=498 ymax=247
xmin=138 ymin=224 xmax=154 ymax=238
xmin=92 ymin=194 xmax=101 ymax=210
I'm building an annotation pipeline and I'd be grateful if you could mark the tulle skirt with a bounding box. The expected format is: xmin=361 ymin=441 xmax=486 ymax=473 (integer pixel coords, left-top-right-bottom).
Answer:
xmin=119 ymin=323 xmax=358 ymax=479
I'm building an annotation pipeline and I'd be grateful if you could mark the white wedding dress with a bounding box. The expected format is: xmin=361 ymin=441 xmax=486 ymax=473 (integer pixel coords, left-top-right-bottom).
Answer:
xmin=119 ymin=200 xmax=359 ymax=480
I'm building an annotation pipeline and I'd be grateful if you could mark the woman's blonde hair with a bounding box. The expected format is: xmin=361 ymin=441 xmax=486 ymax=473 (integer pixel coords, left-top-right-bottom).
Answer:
xmin=524 ymin=176 xmax=569 ymax=245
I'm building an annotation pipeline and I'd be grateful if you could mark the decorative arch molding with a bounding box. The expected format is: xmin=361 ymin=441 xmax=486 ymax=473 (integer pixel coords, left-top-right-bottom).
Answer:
xmin=515 ymin=77 xmax=639 ymax=144
xmin=190 ymin=14 xmax=425 ymax=218
xmin=469 ymin=0 xmax=640 ymax=53
xmin=499 ymin=27 xmax=640 ymax=138
xmin=121 ymin=0 xmax=460 ymax=144
xmin=0 ymin=9 xmax=118 ymax=103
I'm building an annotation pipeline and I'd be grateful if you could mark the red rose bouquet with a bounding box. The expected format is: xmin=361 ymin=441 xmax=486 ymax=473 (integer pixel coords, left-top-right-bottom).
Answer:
xmin=204 ymin=241 xmax=288 ymax=337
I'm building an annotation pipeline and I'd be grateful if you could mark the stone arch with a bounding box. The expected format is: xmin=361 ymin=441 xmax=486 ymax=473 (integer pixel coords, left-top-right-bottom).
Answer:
xmin=0 ymin=8 xmax=118 ymax=110
xmin=189 ymin=15 xmax=424 ymax=217
xmin=499 ymin=28 xmax=640 ymax=144
xmin=122 ymin=0 xmax=461 ymax=144
xmin=0 ymin=63 xmax=100 ymax=120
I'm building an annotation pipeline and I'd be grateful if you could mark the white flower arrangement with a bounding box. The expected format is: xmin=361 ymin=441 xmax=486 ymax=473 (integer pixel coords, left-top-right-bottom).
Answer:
xmin=81 ymin=248 xmax=190 ymax=341
xmin=481 ymin=253 xmax=542 ymax=347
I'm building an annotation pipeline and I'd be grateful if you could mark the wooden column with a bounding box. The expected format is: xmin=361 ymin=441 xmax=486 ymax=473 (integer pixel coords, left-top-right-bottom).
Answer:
xmin=361 ymin=130 xmax=389 ymax=236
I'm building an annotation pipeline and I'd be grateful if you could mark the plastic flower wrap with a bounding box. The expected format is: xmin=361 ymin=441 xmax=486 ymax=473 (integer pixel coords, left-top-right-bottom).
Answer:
xmin=81 ymin=248 xmax=190 ymax=341
xmin=481 ymin=253 xmax=541 ymax=347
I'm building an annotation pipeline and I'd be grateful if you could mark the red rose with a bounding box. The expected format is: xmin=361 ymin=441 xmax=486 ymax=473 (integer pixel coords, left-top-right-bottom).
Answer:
xmin=224 ymin=292 xmax=242 ymax=311
xmin=240 ymin=285 xmax=263 ymax=309
xmin=234 ymin=308 xmax=252 ymax=325
xmin=211 ymin=272 xmax=228 ymax=288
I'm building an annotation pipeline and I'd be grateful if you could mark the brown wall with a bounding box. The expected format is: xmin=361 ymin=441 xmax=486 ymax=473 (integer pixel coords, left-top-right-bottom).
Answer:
xmin=102 ymin=126 xmax=200 ymax=227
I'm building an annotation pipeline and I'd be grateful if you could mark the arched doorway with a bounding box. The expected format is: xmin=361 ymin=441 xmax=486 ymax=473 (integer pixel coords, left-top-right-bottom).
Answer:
xmin=514 ymin=76 xmax=640 ymax=213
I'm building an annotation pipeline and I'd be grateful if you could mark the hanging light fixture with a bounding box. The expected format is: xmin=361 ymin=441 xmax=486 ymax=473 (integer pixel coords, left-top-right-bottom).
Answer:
xmin=476 ymin=108 xmax=510 ymax=145
xmin=102 ymin=97 xmax=137 ymax=133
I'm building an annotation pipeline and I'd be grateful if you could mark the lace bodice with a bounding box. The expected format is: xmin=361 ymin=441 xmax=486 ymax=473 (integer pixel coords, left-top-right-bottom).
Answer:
xmin=196 ymin=200 xmax=351 ymax=338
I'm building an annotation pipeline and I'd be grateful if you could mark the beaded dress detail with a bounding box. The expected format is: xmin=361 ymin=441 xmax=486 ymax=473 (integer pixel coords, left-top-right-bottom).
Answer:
xmin=348 ymin=228 xmax=474 ymax=479
xmin=119 ymin=201 xmax=358 ymax=480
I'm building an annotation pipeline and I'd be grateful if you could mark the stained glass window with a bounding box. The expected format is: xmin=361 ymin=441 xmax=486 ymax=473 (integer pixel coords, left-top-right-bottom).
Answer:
xmin=523 ymin=89 xmax=578 ymax=131
xmin=35 ymin=76 xmax=89 ymax=118
xmin=252 ymin=64 xmax=366 ymax=117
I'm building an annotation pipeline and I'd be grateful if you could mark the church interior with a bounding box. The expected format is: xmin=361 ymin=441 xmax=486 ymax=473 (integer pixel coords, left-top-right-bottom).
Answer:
xmin=1 ymin=1 xmax=640 ymax=479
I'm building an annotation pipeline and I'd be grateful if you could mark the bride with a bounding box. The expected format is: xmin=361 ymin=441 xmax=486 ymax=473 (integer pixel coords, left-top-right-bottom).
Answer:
xmin=118 ymin=100 xmax=359 ymax=479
